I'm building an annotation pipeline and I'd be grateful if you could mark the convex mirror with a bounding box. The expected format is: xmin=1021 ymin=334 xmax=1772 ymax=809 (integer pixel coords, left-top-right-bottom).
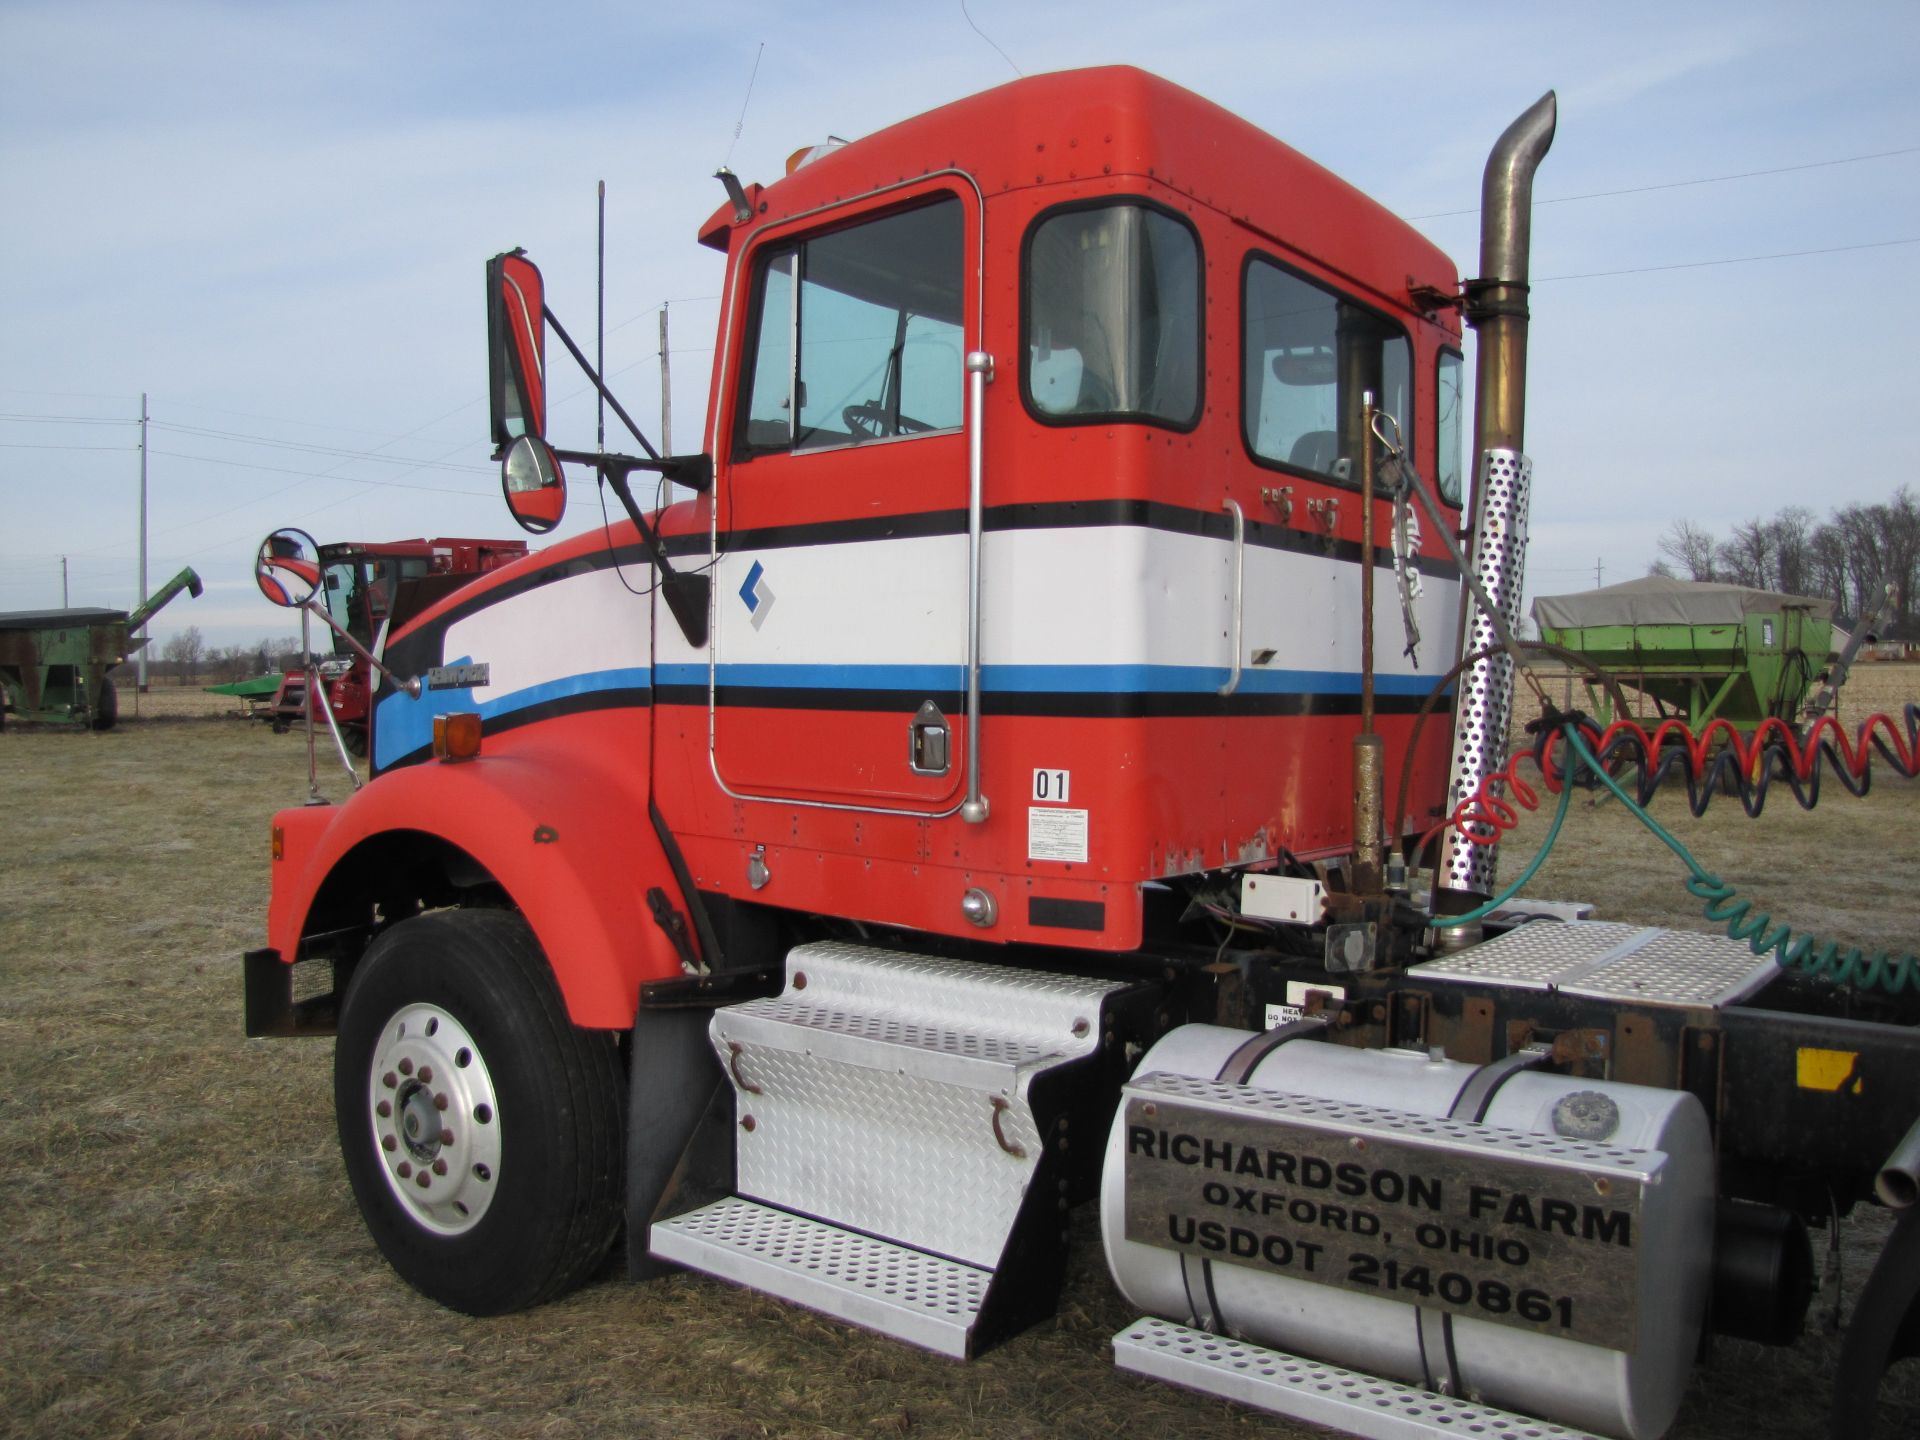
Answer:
xmin=501 ymin=434 xmax=567 ymax=534
xmin=255 ymin=527 xmax=322 ymax=607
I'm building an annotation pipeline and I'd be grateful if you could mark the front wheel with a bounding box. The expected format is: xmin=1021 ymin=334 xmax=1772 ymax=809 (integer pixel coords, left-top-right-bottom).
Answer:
xmin=334 ymin=909 xmax=625 ymax=1314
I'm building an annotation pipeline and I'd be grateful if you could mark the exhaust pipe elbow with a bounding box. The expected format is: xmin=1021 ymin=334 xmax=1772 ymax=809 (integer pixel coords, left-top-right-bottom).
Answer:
xmin=1479 ymin=92 xmax=1558 ymax=289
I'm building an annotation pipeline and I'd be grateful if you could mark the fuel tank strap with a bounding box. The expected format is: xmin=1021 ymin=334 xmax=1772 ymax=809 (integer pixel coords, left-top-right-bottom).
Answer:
xmin=1183 ymin=1012 xmax=1338 ymax=1331
xmin=1420 ymin=1046 xmax=1552 ymax=1397
xmin=1213 ymin=1012 xmax=1335 ymax=1087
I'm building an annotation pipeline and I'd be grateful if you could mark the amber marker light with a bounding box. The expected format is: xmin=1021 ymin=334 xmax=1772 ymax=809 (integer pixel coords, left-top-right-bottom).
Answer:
xmin=433 ymin=712 xmax=484 ymax=762
xmin=271 ymin=824 xmax=285 ymax=861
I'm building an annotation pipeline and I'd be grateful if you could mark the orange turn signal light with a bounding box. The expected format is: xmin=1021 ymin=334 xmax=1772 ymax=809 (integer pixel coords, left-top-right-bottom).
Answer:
xmin=433 ymin=712 xmax=483 ymax=762
xmin=271 ymin=824 xmax=285 ymax=861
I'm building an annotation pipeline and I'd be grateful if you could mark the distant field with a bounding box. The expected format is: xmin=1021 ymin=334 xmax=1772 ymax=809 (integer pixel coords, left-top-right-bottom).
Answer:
xmin=2 ymin=690 xmax=1917 ymax=1439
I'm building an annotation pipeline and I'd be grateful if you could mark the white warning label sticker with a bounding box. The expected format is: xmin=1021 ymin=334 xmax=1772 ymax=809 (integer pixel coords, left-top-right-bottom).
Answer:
xmin=1028 ymin=806 xmax=1089 ymax=863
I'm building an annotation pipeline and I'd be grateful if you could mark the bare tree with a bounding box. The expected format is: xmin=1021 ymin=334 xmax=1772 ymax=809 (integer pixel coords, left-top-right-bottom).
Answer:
xmin=161 ymin=625 xmax=206 ymax=683
xmin=1767 ymin=507 xmax=1816 ymax=598
xmin=1656 ymin=520 xmax=1720 ymax=581
xmin=1718 ymin=519 xmax=1773 ymax=590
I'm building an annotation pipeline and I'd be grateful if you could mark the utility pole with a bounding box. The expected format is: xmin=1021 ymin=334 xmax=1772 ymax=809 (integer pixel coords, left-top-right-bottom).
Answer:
xmin=61 ymin=556 xmax=69 ymax=607
xmin=659 ymin=303 xmax=673 ymax=456
xmin=1594 ymin=556 xmax=1604 ymax=589
xmin=136 ymin=392 xmax=149 ymax=694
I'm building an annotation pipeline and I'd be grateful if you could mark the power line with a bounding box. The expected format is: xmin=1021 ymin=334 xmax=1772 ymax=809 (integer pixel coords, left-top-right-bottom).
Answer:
xmin=0 ymin=412 xmax=139 ymax=426
xmin=147 ymin=419 xmax=490 ymax=474
xmin=1407 ymin=143 xmax=1920 ymax=221
xmin=147 ymin=448 xmax=491 ymax=496
xmin=1537 ymin=235 xmax=1920 ymax=283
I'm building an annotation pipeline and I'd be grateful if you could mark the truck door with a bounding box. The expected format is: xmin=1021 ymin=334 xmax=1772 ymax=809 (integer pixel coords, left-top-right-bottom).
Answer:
xmin=706 ymin=183 xmax=978 ymax=812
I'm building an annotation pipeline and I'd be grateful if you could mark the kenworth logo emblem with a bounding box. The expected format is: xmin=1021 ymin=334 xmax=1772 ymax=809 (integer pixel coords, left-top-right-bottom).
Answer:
xmin=427 ymin=662 xmax=490 ymax=690
xmin=738 ymin=560 xmax=776 ymax=630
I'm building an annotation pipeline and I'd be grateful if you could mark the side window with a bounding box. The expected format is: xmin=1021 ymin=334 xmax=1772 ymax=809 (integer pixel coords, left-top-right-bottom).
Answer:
xmin=1024 ymin=202 xmax=1201 ymax=428
xmin=1436 ymin=348 xmax=1465 ymax=506
xmin=736 ymin=198 xmax=965 ymax=456
xmin=1243 ymin=256 xmax=1410 ymax=485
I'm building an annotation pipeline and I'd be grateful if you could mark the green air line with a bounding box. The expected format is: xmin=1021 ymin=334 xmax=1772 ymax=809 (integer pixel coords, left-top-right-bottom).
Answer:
xmin=1561 ymin=726 xmax=1918 ymax=996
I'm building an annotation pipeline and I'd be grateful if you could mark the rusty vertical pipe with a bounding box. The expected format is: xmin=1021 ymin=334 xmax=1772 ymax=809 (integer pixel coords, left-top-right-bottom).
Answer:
xmin=1352 ymin=391 xmax=1383 ymax=895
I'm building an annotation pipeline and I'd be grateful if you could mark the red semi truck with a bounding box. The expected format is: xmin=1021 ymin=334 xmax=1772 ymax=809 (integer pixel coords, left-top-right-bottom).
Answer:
xmin=244 ymin=67 xmax=1920 ymax=1440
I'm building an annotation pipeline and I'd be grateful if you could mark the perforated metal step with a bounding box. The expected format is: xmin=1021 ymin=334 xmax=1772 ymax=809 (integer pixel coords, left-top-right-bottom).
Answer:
xmin=651 ymin=1197 xmax=990 ymax=1358
xmin=1113 ymin=1317 xmax=1607 ymax=1440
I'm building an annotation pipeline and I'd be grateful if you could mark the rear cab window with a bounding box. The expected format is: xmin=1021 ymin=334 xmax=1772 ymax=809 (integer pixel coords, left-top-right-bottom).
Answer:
xmin=1242 ymin=255 xmax=1410 ymax=486
xmin=1022 ymin=200 xmax=1202 ymax=429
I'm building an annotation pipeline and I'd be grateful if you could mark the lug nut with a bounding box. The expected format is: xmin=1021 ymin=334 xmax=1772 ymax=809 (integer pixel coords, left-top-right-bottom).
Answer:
xmin=432 ymin=1159 xmax=448 ymax=1176
xmin=440 ymin=1129 xmax=454 ymax=1146
xmin=376 ymin=1100 xmax=392 ymax=1118
xmin=398 ymin=1161 xmax=413 ymax=1178
xmin=416 ymin=1171 xmax=432 ymax=1189
xmin=381 ymin=1135 xmax=397 ymax=1152
xmin=382 ymin=1072 xmax=397 ymax=1090
xmin=741 ymin=1116 xmax=757 ymax=1132
xmin=418 ymin=1066 xmax=433 ymax=1083
xmin=398 ymin=1058 xmax=414 ymax=1076
xmin=433 ymin=1093 xmax=449 ymax=1111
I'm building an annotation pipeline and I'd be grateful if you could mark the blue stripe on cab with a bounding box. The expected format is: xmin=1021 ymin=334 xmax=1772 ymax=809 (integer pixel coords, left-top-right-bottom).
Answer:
xmin=373 ymin=663 xmax=652 ymax=769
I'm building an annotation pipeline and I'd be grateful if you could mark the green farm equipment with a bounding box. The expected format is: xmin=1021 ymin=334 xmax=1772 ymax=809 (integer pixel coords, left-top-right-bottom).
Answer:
xmin=1532 ymin=574 xmax=1834 ymax=726
xmin=0 ymin=567 xmax=204 ymax=730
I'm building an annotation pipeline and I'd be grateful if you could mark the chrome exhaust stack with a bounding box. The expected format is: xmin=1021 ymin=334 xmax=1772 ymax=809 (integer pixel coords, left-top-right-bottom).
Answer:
xmin=1435 ymin=93 xmax=1557 ymax=916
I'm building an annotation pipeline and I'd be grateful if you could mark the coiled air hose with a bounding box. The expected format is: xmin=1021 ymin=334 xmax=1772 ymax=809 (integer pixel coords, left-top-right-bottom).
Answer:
xmin=1431 ymin=716 xmax=1920 ymax=995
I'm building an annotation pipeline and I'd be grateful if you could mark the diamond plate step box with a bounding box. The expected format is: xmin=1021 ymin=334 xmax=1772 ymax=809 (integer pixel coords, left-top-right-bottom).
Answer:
xmin=652 ymin=942 xmax=1133 ymax=1354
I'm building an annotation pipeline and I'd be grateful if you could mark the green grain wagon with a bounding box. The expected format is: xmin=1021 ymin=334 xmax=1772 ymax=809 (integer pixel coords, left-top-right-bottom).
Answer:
xmin=1531 ymin=574 xmax=1833 ymax=726
xmin=0 ymin=568 xmax=203 ymax=730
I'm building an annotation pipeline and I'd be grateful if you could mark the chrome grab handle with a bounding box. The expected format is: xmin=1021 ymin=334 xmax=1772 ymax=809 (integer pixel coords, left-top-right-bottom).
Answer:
xmin=1218 ymin=497 xmax=1245 ymax=697
xmin=961 ymin=351 xmax=994 ymax=823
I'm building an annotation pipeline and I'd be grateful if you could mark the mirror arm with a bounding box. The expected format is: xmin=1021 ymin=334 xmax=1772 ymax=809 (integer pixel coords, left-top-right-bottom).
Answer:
xmin=594 ymin=459 xmax=711 ymax=648
xmin=551 ymin=446 xmax=710 ymax=492
xmin=542 ymin=304 xmax=660 ymax=460
xmin=301 ymin=602 xmax=423 ymax=699
xmin=540 ymin=305 xmax=711 ymax=491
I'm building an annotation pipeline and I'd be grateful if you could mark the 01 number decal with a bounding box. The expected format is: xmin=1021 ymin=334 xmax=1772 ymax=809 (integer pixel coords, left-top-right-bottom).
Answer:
xmin=1032 ymin=768 xmax=1071 ymax=803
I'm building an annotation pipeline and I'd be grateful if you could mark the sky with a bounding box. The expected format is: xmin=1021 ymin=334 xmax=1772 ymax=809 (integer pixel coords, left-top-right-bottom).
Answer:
xmin=4 ymin=0 xmax=1918 ymax=655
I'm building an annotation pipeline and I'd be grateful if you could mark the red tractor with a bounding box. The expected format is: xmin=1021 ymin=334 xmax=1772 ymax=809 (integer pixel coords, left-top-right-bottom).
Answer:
xmin=265 ymin=537 xmax=526 ymax=754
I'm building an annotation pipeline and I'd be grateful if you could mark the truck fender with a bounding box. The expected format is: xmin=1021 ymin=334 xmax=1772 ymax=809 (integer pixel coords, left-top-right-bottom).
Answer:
xmin=269 ymin=742 xmax=688 ymax=1028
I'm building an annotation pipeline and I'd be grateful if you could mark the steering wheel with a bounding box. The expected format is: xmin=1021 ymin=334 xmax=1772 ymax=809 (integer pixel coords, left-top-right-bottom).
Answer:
xmin=843 ymin=404 xmax=935 ymax=440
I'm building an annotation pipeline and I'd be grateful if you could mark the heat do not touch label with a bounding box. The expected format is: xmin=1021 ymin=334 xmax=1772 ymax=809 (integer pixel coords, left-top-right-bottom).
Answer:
xmin=1028 ymin=807 xmax=1089 ymax=863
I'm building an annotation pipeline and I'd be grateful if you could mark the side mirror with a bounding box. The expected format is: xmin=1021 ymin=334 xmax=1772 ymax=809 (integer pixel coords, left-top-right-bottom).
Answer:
xmin=255 ymin=528 xmax=322 ymax=607
xmin=501 ymin=434 xmax=567 ymax=534
xmin=487 ymin=249 xmax=548 ymax=449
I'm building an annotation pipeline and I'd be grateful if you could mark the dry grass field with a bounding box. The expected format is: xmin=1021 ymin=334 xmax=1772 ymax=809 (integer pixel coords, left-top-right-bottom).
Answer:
xmin=2 ymin=670 xmax=1918 ymax=1439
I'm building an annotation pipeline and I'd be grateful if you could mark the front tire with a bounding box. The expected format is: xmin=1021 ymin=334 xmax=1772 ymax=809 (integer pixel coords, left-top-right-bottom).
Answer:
xmin=334 ymin=909 xmax=625 ymax=1314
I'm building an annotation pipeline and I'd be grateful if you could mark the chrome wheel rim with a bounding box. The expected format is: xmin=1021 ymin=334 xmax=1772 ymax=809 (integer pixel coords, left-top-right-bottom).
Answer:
xmin=366 ymin=1003 xmax=503 ymax=1235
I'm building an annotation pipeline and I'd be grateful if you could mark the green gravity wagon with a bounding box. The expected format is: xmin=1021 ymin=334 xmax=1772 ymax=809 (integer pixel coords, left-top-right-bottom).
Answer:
xmin=1532 ymin=574 xmax=1834 ymax=726
xmin=0 ymin=568 xmax=203 ymax=730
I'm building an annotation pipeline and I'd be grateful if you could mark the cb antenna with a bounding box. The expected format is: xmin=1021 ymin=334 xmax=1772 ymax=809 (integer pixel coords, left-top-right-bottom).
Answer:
xmin=723 ymin=42 xmax=765 ymax=171
xmin=596 ymin=179 xmax=606 ymax=455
